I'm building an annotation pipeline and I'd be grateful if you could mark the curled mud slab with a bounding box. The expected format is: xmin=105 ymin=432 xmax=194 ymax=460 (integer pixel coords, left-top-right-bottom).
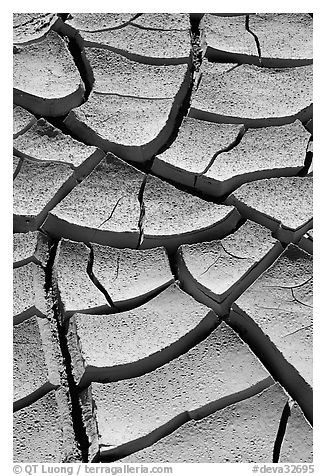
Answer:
xmin=154 ymin=119 xmax=310 ymax=198
xmin=64 ymin=77 xmax=190 ymax=162
xmin=43 ymin=153 xmax=144 ymax=247
xmin=14 ymin=118 xmax=105 ymax=179
xmin=249 ymin=14 xmax=313 ymax=67
xmin=68 ymin=283 xmax=218 ymax=386
xmin=83 ymin=47 xmax=190 ymax=98
xmin=90 ymin=243 xmax=174 ymax=309
xmin=53 ymin=239 xmax=107 ymax=317
xmin=140 ymin=174 xmax=240 ymax=251
xmin=200 ymin=14 xmax=259 ymax=64
xmin=225 ymin=176 xmax=313 ymax=243
xmin=189 ymin=60 xmax=312 ymax=127
xmin=43 ymin=153 xmax=240 ymax=251
xmin=53 ymin=238 xmax=174 ymax=317
xmin=198 ymin=121 xmax=310 ymax=197
xmin=79 ymin=24 xmax=191 ymax=65
xmin=152 ymin=117 xmax=243 ymax=188
xmin=200 ymin=13 xmax=312 ymax=67
xmin=13 ymin=30 xmax=85 ymax=117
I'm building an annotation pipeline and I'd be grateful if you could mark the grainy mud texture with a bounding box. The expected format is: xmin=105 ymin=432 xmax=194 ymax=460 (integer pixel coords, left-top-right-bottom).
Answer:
xmin=12 ymin=12 xmax=313 ymax=463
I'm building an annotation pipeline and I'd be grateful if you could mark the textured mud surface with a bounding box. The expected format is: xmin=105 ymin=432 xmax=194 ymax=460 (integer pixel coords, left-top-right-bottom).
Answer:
xmin=13 ymin=13 xmax=313 ymax=463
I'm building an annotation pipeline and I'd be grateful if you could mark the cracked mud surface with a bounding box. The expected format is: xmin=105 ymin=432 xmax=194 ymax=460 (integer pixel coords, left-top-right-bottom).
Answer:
xmin=13 ymin=12 xmax=313 ymax=463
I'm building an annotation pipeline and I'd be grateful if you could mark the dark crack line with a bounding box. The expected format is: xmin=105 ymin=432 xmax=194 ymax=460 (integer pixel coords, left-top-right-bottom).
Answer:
xmin=199 ymin=256 xmax=221 ymax=276
xmin=199 ymin=238 xmax=248 ymax=277
xmin=245 ymin=15 xmax=262 ymax=63
xmin=94 ymin=91 xmax=173 ymax=101
xmin=262 ymin=276 xmax=313 ymax=290
xmin=86 ymin=244 xmax=116 ymax=309
xmin=194 ymin=125 xmax=246 ymax=186
xmin=69 ymin=13 xmax=142 ymax=33
xmin=129 ymin=21 xmax=190 ymax=33
xmin=137 ymin=175 xmax=147 ymax=249
xmin=224 ymin=63 xmax=242 ymax=73
xmin=13 ymin=149 xmax=76 ymax=172
xmin=98 ymin=198 xmax=123 ymax=229
xmin=298 ymin=138 xmax=313 ymax=177
xmin=273 ymin=400 xmax=292 ymax=463
xmin=220 ymin=241 xmax=248 ymax=261
xmin=279 ymin=295 xmax=312 ymax=309
xmin=290 ymin=288 xmax=313 ymax=309
xmin=282 ymin=324 xmax=313 ymax=338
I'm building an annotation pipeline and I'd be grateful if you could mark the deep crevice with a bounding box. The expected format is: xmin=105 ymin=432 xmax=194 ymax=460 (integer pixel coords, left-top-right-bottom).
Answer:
xmin=86 ymin=244 xmax=116 ymax=309
xmin=153 ymin=75 xmax=193 ymax=159
xmin=273 ymin=400 xmax=292 ymax=463
xmin=66 ymin=36 xmax=93 ymax=101
xmin=298 ymin=138 xmax=313 ymax=177
xmin=166 ymin=248 xmax=179 ymax=281
xmin=44 ymin=237 xmax=90 ymax=462
xmin=58 ymin=13 xmax=70 ymax=22
xmin=54 ymin=28 xmax=93 ymax=101
xmin=189 ymin=14 xmax=203 ymax=73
